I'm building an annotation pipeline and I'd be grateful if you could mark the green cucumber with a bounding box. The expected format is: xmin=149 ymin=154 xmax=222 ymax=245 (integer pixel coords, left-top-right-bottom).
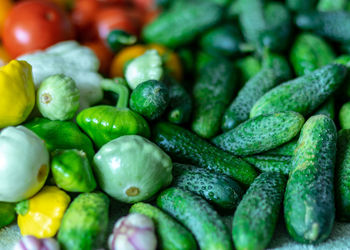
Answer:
xmin=57 ymin=192 xmax=109 ymax=250
xmin=130 ymin=202 xmax=197 ymax=250
xmin=262 ymin=137 xmax=298 ymax=157
xmin=152 ymin=122 xmax=258 ymax=185
xmin=234 ymin=55 xmax=261 ymax=84
xmin=317 ymin=0 xmax=350 ymax=11
xmin=243 ymin=155 xmax=292 ymax=175
xmin=313 ymin=97 xmax=335 ymax=119
xmin=213 ymin=111 xmax=304 ymax=156
xmin=191 ymin=60 xmax=237 ymax=138
xmin=143 ymin=1 xmax=222 ymax=48
xmin=232 ymin=172 xmax=286 ymax=250
xmin=222 ymin=52 xmax=291 ymax=131
xmin=0 ymin=202 xmax=16 ymax=229
xmin=339 ymin=102 xmax=350 ymax=129
xmin=287 ymin=0 xmax=318 ymax=11
xmin=290 ymin=33 xmax=336 ymax=76
xmin=250 ymin=63 xmax=347 ymax=118
xmin=172 ymin=163 xmax=244 ymax=210
xmin=157 ymin=187 xmax=232 ymax=250
xmin=284 ymin=115 xmax=337 ymax=244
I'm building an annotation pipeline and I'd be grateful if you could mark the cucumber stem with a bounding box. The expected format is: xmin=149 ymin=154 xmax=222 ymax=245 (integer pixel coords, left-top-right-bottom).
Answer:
xmin=101 ymin=78 xmax=130 ymax=109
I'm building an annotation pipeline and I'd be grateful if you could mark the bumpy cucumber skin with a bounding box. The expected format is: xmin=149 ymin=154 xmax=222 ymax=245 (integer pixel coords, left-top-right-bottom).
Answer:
xmin=232 ymin=172 xmax=286 ymax=250
xmin=213 ymin=112 xmax=304 ymax=156
xmin=335 ymin=129 xmax=350 ymax=221
xmin=263 ymin=137 xmax=298 ymax=157
xmin=57 ymin=192 xmax=109 ymax=250
xmin=287 ymin=0 xmax=318 ymax=11
xmin=130 ymin=202 xmax=197 ymax=250
xmin=296 ymin=11 xmax=350 ymax=43
xmin=172 ymin=163 xmax=243 ymax=210
xmin=222 ymin=53 xmax=291 ymax=131
xmin=152 ymin=122 xmax=258 ymax=185
xmin=290 ymin=33 xmax=335 ymax=76
xmin=339 ymin=102 xmax=350 ymax=129
xmin=250 ymin=64 xmax=347 ymax=118
xmin=284 ymin=115 xmax=337 ymax=244
xmin=143 ymin=1 xmax=222 ymax=48
xmin=244 ymin=155 xmax=292 ymax=175
xmin=191 ymin=60 xmax=237 ymax=138
xmin=313 ymin=97 xmax=335 ymax=119
xmin=157 ymin=187 xmax=233 ymax=250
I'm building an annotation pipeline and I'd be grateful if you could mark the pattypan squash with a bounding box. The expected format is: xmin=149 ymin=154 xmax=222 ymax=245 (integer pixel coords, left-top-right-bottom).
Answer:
xmin=0 ymin=126 xmax=49 ymax=202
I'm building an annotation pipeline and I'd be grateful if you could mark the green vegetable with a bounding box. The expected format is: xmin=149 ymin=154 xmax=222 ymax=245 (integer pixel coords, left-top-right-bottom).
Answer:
xmin=243 ymin=155 xmax=292 ymax=175
xmin=130 ymin=202 xmax=197 ymax=250
xmin=339 ymin=102 xmax=350 ymax=129
xmin=51 ymin=149 xmax=96 ymax=193
xmin=37 ymin=74 xmax=80 ymax=121
xmin=24 ymin=117 xmax=95 ymax=162
xmin=213 ymin=112 xmax=304 ymax=156
xmin=287 ymin=0 xmax=318 ymax=11
xmin=0 ymin=202 xmax=16 ymax=229
xmin=262 ymin=137 xmax=298 ymax=157
xmin=317 ymin=0 xmax=350 ymax=11
xmin=58 ymin=192 xmax=109 ymax=250
xmin=172 ymin=163 xmax=243 ymax=210
xmin=152 ymin=122 xmax=258 ymax=185
xmin=284 ymin=115 xmax=337 ymax=244
xmin=290 ymin=33 xmax=336 ymax=76
xmin=335 ymin=129 xmax=350 ymax=221
xmin=93 ymin=135 xmax=172 ymax=203
xmin=107 ymin=29 xmax=137 ymax=52
xmin=143 ymin=1 xmax=222 ymax=48
xmin=234 ymin=55 xmax=261 ymax=84
xmin=130 ymin=80 xmax=170 ymax=120
xmin=232 ymin=172 xmax=286 ymax=250
xmin=191 ymin=60 xmax=237 ymax=138
xmin=314 ymin=97 xmax=335 ymax=119
xmin=222 ymin=51 xmax=291 ymax=131
xmin=250 ymin=64 xmax=347 ymax=117
xmin=157 ymin=187 xmax=233 ymax=250
xmin=125 ymin=50 xmax=164 ymax=90
xmin=77 ymin=79 xmax=150 ymax=148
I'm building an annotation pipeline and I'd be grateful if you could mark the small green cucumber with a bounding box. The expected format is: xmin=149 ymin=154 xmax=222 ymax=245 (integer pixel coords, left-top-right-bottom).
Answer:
xmin=313 ymin=97 xmax=335 ymax=119
xmin=157 ymin=187 xmax=233 ymax=250
xmin=250 ymin=63 xmax=347 ymax=118
xmin=152 ymin=122 xmax=258 ymax=185
xmin=317 ymin=0 xmax=350 ymax=11
xmin=262 ymin=137 xmax=298 ymax=157
xmin=339 ymin=102 xmax=350 ymax=129
xmin=130 ymin=202 xmax=197 ymax=250
xmin=213 ymin=111 xmax=304 ymax=156
xmin=232 ymin=172 xmax=286 ymax=250
xmin=284 ymin=115 xmax=337 ymax=244
xmin=287 ymin=0 xmax=318 ymax=11
xmin=172 ymin=163 xmax=244 ymax=210
xmin=234 ymin=55 xmax=261 ymax=84
xmin=243 ymin=155 xmax=292 ymax=175
xmin=57 ymin=192 xmax=109 ymax=250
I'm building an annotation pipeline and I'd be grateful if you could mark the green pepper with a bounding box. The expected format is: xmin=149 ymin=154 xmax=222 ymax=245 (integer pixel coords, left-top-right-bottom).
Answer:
xmin=51 ymin=149 xmax=97 ymax=193
xmin=107 ymin=29 xmax=137 ymax=52
xmin=0 ymin=202 xmax=16 ymax=229
xmin=77 ymin=78 xmax=150 ymax=148
xmin=24 ymin=118 xmax=95 ymax=162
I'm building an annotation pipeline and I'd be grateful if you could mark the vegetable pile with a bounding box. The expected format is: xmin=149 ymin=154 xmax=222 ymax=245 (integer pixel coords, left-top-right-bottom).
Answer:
xmin=2 ymin=0 xmax=350 ymax=249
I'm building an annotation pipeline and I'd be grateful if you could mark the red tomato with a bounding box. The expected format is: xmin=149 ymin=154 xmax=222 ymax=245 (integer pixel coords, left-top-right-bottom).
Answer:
xmin=3 ymin=0 xmax=74 ymax=58
xmin=131 ymin=0 xmax=155 ymax=10
xmin=83 ymin=41 xmax=114 ymax=75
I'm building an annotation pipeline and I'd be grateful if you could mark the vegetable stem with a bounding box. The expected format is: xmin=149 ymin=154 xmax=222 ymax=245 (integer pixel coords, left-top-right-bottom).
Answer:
xmin=101 ymin=78 xmax=130 ymax=109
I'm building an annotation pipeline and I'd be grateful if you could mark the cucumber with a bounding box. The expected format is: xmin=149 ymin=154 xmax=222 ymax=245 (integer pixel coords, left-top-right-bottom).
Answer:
xmin=234 ymin=55 xmax=261 ymax=84
xmin=313 ymin=97 xmax=335 ymax=119
xmin=317 ymin=0 xmax=350 ymax=11
xmin=0 ymin=202 xmax=16 ymax=229
xmin=213 ymin=111 xmax=304 ymax=156
xmin=335 ymin=129 xmax=350 ymax=221
xmin=295 ymin=11 xmax=350 ymax=44
xmin=157 ymin=187 xmax=233 ymax=250
xmin=262 ymin=137 xmax=298 ymax=157
xmin=243 ymin=155 xmax=292 ymax=175
xmin=284 ymin=115 xmax=337 ymax=244
xmin=130 ymin=80 xmax=170 ymax=120
xmin=339 ymin=102 xmax=350 ymax=129
xmin=287 ymin=0 xmax=318 ymax=11
xmin=250 ymin=63 xmax=347 ymax=118
xmin=57 ymin=192 xmax=109 ymax=250
xmin=152 ymin=122 xmax=258 ymax=185
xmin=130 ymin=202 xmax=197 ymax=250
xmin=222 ymin=52 xmax=291 ymax=131
xmin=232 ymin=172 xmax=286 ymax=250
xmin=143 ymin=1 xmax=222 ymax=48
xmin=195 ymin=51 xmax=216 ymax=73
xmin=290 ymin=33 xmax=336 ymax=76
xmin=172 ymin=163 xmax=244 ymax=210
xmin=191 ymin=60 xmax=237 ymax=138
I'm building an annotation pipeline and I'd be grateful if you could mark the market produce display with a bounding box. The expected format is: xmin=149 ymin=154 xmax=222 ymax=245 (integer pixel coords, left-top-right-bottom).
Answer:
xmin=3 ymin=0 xmax=350 ymax=249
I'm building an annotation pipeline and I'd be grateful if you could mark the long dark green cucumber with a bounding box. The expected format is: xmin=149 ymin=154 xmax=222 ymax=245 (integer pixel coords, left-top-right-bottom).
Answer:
xmin=130 ymin=202 xmax=197 ymax=250
xmin=57 ymin=192 xmax=109 ymax=250
xmin=152 ymin=122 xmax=258 ymax=185
xmin=284 ymin=115 xmax=337 ymax=244
xmin=143 ymin=1 xmax=222 ymax=48
xmin=222 ymin=52 xmax=291 ymax=131
xmin=157 ymin=187 xmax=233 ymax=250
xmin=250 ymin=63 xmax=347 ymax=117
xmin=213 ymin=112 xmax=304 ymax=156
xmin=335 ymin=129 xmax=350 ymax=221
xmin=191 ymin=60 xmax=237 ymax=138
xmin=232 ymin=172 xmax=286 ymax=250
xmin=243 ymin=155 xmax=292 ymax=175
xmin=172 ymin=163 xmax=243 ymax=210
